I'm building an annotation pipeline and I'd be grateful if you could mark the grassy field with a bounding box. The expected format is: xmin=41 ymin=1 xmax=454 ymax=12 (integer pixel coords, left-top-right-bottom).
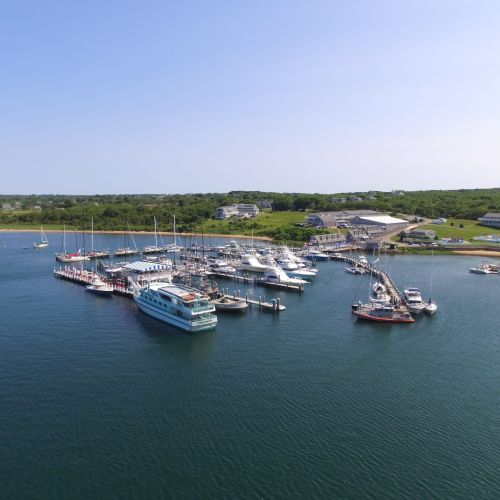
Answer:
xmin=202 ymin=210 xmax=309 ymax=236
xmin=418 ymin=218 xmax=499 ymax=240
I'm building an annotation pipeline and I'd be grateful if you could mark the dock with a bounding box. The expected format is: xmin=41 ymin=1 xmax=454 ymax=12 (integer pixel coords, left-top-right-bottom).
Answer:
xmin=54 ymin=266 xmax=133 ymax=297
xmin=206 ymin=271 xmax=305 ymax=293
xmin=54 ymin=266 xmax=286 ymax=312
xmin=333 ymin=255 xmax=409 ymax=313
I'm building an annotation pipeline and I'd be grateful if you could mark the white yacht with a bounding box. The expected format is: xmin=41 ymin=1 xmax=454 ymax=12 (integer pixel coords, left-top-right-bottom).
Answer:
xmin=236 ymin=254 xmax=268 ymax=273
xmin=469 ymin=263 xmax=497 ymax=274
xmin=287 ymin=267 xmax=318 ymax=280
xmin=305 ymin=249 xmax=330 ymax=261
xmin=207 ymin=260 xmax=237 ymax=274
xmin=261 ymin=266 xmax=308 ymax=286
xmin=86 ymin=276 xmax=114 ymax=295
xmin=134 ymin=282 xmax=217 ymax=332
xmin=55 ymin=251 xmax=89 ymax=263
xmin=403 ymin=288 xmax=425 ymax=314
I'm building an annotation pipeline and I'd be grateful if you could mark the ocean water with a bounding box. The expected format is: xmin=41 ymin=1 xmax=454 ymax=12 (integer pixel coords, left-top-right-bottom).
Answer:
xmin=1 ymin=232 xmax=499 ymax=498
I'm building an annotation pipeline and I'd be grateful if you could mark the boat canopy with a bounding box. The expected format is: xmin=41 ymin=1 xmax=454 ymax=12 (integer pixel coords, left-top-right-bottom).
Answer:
xmin=123 ymin=261 xmax=170 ymax=273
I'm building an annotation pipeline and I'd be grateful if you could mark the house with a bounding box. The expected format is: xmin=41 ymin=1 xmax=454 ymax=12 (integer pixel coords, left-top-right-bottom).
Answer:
xmin=215 ymin=204 xmax=260 ymax=220
xmin=478 ymin=213 xmax=500 ymax=229
xmin=2 ymin=203 xmax=13 ymax=211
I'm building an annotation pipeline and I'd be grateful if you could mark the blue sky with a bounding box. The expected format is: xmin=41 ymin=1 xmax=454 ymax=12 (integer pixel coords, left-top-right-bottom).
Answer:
xmin=1 ymin=0 xmax=499 ymax=194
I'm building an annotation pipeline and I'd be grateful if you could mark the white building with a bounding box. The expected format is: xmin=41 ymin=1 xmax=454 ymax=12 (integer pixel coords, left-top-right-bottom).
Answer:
xmin=478 ymin=213 xmax=500 ymax=228
xmin=215 ymin=204 xmax=260 ymax=220
xmin=350 ymin=215 xmax=409 ymax=232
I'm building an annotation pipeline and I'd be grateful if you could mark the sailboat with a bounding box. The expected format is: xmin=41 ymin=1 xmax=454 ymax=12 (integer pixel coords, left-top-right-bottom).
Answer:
xmin=33 ymin=227 xmax=49 ymax=249
xmin=55 ymin=225 xmax=89 ymax=262
xmin=86 ymin=218 xmax=110 ymax=259
xmin=424 ymin=250 xmax=438 ymax=315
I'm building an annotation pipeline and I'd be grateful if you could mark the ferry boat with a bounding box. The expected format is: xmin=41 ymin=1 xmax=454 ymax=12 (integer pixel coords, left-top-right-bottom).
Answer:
xmin=352 ymin=302 xmax=415 ymax=323
xmin=134 ymin=282 xmax=217 ymax=332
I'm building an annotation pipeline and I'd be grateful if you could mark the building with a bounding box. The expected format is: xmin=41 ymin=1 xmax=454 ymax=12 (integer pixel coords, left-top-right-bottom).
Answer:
xmin=2 ymin=203 xmax=13 ymax=211
xmin=215 ymin=204 xmax=260 ymax=220
xmin=478 ymin=213 xmax=500 ymax=228
xmin=309 ymin=233 xmax=346 ymax=246
xmin=409 ymin=229 xmax=436 ymax=239
xmin=306 ymin=210 xmax=380 ymax=228
xmin=350 ymin=215 xmax=409 ymax=233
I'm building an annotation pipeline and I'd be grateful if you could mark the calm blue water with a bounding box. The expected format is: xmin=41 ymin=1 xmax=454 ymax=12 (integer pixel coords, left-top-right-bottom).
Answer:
xmin=1 ymin=232 xmax=499 ymax=498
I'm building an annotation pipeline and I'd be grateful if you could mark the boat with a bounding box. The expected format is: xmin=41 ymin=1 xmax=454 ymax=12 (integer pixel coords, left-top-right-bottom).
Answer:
xmin=403 ymin=288 xmax=425 ymax=314
xmin=206 ymin=260 xmax=237 ymax=274
xmin=260 ymin=266 xmax=308 ymax=286
xmin=33 ymin=227 xmax=49 ymax=249
xmin=469 ymin=262 xmax=497 ymax=274
xmin=424 ymin=298 xmax=438 ymax=315
xmin=345 ymin=265 xmax=367 ymax=275
xmin=287 ymin=267 xmax=318 ymax=280
xmin=134 ymin=281 xmax=217 ymax=332
xmin=305 ymin=249 xmax=330 ymax=261
xmin=86 ymin=276 xmax=114 ymax=295
xmin=352 ymin=301 xmax=415 ymax=323
xmin=236 ymin=253 xmax=268 ymax=273
xmin=56 ymin=250 xmax=89 ymax=263
xmin=211 ymin=296 xmax=248 ymax=312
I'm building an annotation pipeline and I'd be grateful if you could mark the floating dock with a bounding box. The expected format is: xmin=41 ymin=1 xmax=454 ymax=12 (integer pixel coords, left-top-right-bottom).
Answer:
xmin=206 ymin=271 xmax=304 ymax=293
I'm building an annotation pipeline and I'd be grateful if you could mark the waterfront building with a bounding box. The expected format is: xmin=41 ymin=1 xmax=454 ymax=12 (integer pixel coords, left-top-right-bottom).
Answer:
xmin=309 ymin=233 xmax=346 ymax=246
xmin=478 ymin=212 xmax=500 ymax=228
xmin=306 ymin=210 xmax=380 ymax=228
xmin=350 ymin=215 xmax=409 ymax=232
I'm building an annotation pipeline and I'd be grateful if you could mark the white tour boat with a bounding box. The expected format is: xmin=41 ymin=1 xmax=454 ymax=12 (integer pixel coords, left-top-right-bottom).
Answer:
xmin=134 ymin=282 xmax=217 ymax=332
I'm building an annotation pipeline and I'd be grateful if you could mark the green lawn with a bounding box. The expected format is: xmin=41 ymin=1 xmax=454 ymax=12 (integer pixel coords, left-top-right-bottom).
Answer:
xmin=202 ymin=210 xmax=309 ymax=236
xmin=418 ymin=218 xmax=499 ymax=240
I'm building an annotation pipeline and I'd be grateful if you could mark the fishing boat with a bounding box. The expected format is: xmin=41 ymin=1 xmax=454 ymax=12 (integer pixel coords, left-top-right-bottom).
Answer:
xmin=33 ymin=227 xmax=49 ymax=249
xmin=352 ymin=302 xmax=415 ymax=323
xmin=305 ymin=249 xmax=330 ymax=261
xmin=236 ymin=253 xmax=268 ymax=273
xmin=403 ymin=288 xmax=425 ymax=315
xmin=86 ymin=276 xmax=114 ymax=295
xmin=260 ymin=266 xmax=308 ymax=286
xmin=134 ymin=281 xmax=217 ymax=332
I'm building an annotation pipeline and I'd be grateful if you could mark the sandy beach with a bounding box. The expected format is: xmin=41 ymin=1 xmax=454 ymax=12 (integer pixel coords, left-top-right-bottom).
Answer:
xmin=452 ymin=250 xmax=500 ymax=258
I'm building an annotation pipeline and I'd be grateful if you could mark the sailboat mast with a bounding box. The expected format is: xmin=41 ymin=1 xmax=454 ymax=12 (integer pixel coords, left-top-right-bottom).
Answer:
xmin=154 ymin=216 xmax=158 ymax=248
xmin=91 ymin=217 xmax=94 ymax=253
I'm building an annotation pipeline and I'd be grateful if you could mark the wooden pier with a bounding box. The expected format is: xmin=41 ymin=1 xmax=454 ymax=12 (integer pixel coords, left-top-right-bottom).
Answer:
xmin=206 ymin=271 xmax=305 ymax=293
xmin=54 ymin=267 xmax=286 ymax=312
xmin=54 ymin=266 xmax=133 ymax=297
xmin=333 ymin=255 xmax=409 ymax=313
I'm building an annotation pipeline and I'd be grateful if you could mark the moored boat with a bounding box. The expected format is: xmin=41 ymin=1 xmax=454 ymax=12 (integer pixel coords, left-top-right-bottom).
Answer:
xmin=134 ymin=281 xmax=217 ymax=332
xmin=86 ymin=276 xmax=114 ymax=295
xmin=352 ymin=302 xmax=415 ymax=323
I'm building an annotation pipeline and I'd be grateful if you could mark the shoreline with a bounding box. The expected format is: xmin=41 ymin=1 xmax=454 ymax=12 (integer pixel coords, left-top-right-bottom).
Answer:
xmin=452 ymin=250 xmax=500 ymax=258
xmin=0 ymin=228 xmax=272 ymax=241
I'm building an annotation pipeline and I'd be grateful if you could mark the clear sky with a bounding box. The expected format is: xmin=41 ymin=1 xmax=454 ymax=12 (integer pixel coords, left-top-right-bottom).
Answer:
xmin=1 ymin=0 xmax=500 ymax=194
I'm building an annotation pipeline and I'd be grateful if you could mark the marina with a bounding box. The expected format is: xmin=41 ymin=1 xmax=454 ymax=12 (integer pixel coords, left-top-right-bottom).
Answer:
xmin=1 ymin=231 xmax=500 ymax=499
